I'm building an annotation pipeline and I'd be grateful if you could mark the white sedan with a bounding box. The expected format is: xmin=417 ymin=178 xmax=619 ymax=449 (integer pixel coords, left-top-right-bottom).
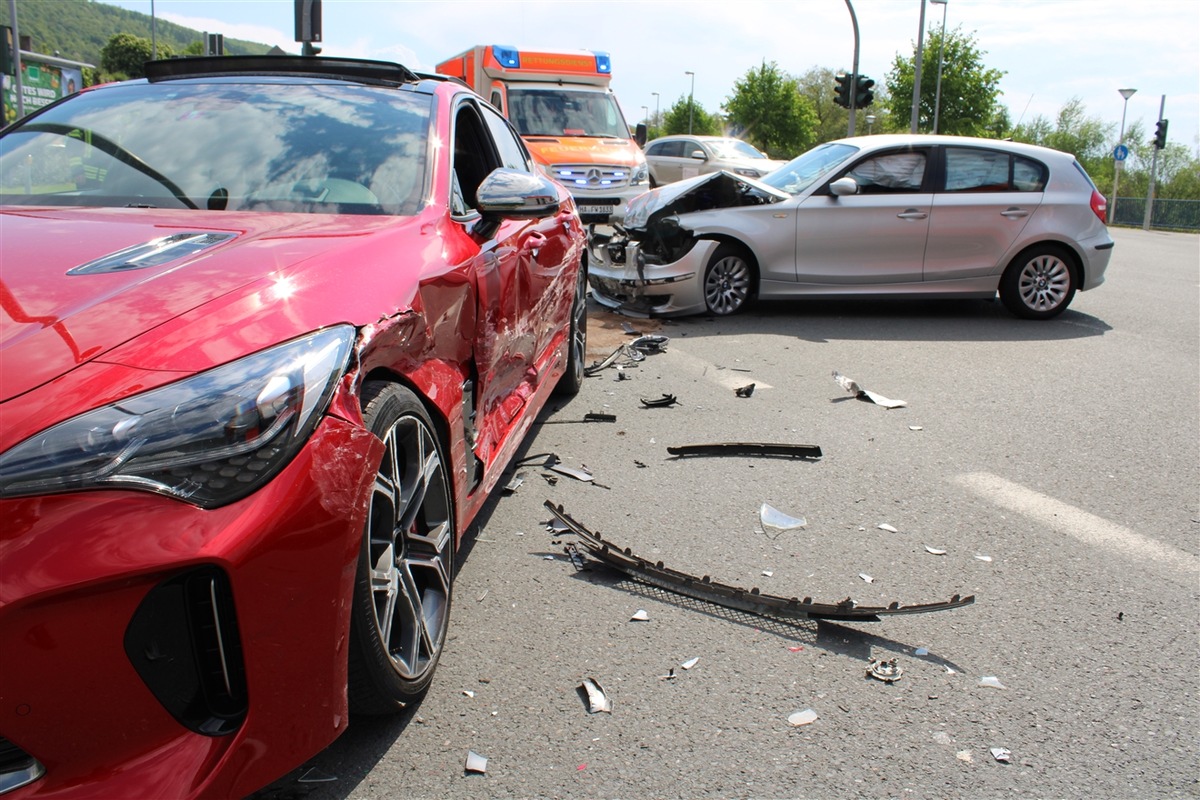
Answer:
xmin=588 ymin=135 xmax=1114 ymax=319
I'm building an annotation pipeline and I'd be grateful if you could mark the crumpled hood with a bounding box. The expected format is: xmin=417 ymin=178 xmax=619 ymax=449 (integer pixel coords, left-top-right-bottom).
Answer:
xmin=0 ymin=207 xmax=395 ymax=401
xmin=523 ymin=136 xmax=644 ymax=168
xmin=623 ymin=170 xmax=790 ymax=232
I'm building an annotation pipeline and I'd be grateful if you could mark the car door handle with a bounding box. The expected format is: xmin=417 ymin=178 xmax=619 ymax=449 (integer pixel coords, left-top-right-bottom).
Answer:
xmin=1001 ymin=207 xmax=1029 ymax=218
xmin=897 ymin=209 xmax=927 ymax=220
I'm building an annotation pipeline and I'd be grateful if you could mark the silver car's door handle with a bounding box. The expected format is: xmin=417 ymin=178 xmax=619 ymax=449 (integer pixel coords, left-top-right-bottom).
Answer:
xmin=1001 ymin=207 xmax=1030 ymax=218
xmin=897 ymin=209 xmax=928 ymax=220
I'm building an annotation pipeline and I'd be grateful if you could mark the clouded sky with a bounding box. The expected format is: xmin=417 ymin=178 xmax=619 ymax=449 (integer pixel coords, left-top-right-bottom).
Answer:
xmin=104 ymin=0 xmax=1200 ymax=153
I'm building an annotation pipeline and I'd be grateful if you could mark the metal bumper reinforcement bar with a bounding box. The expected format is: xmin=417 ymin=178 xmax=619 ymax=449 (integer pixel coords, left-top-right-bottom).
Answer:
xmin=544 ymin=501 xmax=975 ymax=622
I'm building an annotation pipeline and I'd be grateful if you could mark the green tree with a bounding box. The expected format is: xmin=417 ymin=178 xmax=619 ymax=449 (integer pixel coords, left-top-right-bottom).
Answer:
xmin=661 ymin=95 xmax=720 ymax=136
xmin=100 ymin=32 xmax=172 ymax=79
xmin=884 ymin=25 xmax=1004 ymax=136
xmin=723 ymin=60 xmax=816 ymax=158
xmin=1011 ymin=98 xmax=1114 ymax=189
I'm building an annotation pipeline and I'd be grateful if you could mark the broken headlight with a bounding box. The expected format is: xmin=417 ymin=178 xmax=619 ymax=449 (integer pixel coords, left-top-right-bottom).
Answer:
xmin=0 ymin=326 xmax=355 ymax=508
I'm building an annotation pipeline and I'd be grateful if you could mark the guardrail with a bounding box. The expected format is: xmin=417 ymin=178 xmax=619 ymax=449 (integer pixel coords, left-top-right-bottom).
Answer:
xmin=1112 ymin=197 xmax=1200 ymax=231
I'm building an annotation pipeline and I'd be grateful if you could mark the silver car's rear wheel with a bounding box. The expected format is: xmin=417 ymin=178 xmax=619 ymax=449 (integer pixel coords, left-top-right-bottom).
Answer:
xmin=349 ymin=382 xmax=454 ymax=713
xmin=999 ymin=245 xmax=1077 ymax=319
xmin=704 ymin=244 xmax=755 ymax=316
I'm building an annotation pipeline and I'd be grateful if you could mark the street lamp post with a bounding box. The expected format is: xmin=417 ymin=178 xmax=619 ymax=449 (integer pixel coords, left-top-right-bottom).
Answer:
xmin=652 ymin=92 xmax=660 ymax=135
xmin=931 ymin=0 xmax=948 ymax=134
xmin=1110 ymin=87 xmax=1136 ymax=225
xmin=641 ymin=105 xmax=649 ymax=128
xmin=685 ymin=70 xmax=695 ymax=134
xmin=910 ymin=0 xmax=928 ymax=133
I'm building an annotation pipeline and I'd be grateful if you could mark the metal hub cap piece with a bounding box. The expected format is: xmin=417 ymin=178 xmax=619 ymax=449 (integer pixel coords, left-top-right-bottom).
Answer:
xmin=705 ymin=255 xmax=751 ymax=315
xmin=1018 ymin=253 xmax=1070 ymax=311
xmin=367 ymin=415 xmax=452 ymax=681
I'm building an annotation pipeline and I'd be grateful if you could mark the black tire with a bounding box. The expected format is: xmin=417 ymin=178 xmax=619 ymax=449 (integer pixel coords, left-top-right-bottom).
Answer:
xmin=703 ymin=244 xmax=756 ymax=316
xmin=348 ymin=382 xmax=455 ymax=714
xmin=554 ymin=262 xmax=587 ymax=396
xmin=999 ymin=245 xmax=1078 ymax=319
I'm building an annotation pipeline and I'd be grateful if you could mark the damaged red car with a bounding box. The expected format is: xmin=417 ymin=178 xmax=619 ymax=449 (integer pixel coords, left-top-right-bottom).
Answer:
xmin=0 ymin=56 xmax=586 ymax=798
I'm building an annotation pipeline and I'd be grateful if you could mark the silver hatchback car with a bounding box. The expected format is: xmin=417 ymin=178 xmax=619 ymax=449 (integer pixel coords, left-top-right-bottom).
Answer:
xmin=590 ymin=135 xmax=1114 ymax=319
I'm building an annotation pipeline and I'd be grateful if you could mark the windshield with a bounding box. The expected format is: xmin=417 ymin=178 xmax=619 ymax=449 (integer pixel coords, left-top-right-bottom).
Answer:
xmin=507 ymin=87 xmax=628 ymax=138
xmin=759 ymin=142 xmax=858 ymax=195
xmin=0 ymin=80 xmax=432 ymax=215
xmin=708 ymin=139 xmax=769 ymax=160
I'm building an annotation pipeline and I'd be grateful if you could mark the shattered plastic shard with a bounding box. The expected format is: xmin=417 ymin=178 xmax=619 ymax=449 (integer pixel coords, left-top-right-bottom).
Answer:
xmin=680 ymin=657 xmax=700 ymax=670
xmin=975 ymin=554 xmax=993 ymax=562
xmin=630 ymin=609 xmax=650 ymax=621
xmin=990 ymin=747 xmax=1012 ymax=763
xmin=581 ymin=678 xmax=613 ymax=713
xmin=788 ymin=709 xmax=818 ymax=727
xmin=925 ymin=546 xmax=947 ymax=556
xmin=832 ymin=371 xmax=862 ymax=395
xmin=762 ymin=570 xmax=774 ymax=577
xmin=909 ymin=425 xmax=924 ymax=431
xmin=914 ymin=647 xmax=929 ymax=656
xmin=465 ymin=750 xmax=488 ymax=774
xmin=640 ymin=393 xmax=678 ymax=408
xmin=760 ymin=503 xmax=808 ymax=534
xmin=979 ymin=676 xmax=1007 ymax=690
xmin=735 ymin=383 xmax=756 ymax=397
xmin=859 ymin=573 xmax=874 ymax=583
xmin=658 ymin=668 xmax=677 ymax=680
xmin=549 ymin=461 xmax=594 ymax=482
xmin=877 ymin=523 xmax=899 ymax=533
xmin=832 ymin=370 xmax=907 ymax=408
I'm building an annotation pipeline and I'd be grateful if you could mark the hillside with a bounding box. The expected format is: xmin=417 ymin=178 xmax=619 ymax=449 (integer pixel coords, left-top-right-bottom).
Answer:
xmin=0 ymin=0 xmax=272 ymax=67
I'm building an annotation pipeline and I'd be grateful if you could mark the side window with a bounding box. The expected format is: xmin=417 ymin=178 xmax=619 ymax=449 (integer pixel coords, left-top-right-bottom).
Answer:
xmin=451 ymin=101 xmax=501 ymax=216
xmin=490 ymin=91 xmax=503 ymax=113
xmin=943 ymin=148 xmax=1048 ymax=192
xmin=646 ymin=141 xmax=667 ymax=156
xmin=661 ymin=140 xmax=686 ymax=158
xmin=481 ymin=105 xmax=531 ymax=172
xmin=847 ymin=151 xmax=927 ymax=193
xmin=683 ymin=140 xmax=704 ymax=158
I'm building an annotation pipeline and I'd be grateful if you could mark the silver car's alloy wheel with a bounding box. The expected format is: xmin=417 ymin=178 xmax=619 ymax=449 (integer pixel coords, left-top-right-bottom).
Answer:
xmin=350 ymin=382 xmax=454 ymax=712
xmin=704 ymin=247 xmax=753 ymax=315
xmin=1000 ymin=245 xmax=1077 ymax=320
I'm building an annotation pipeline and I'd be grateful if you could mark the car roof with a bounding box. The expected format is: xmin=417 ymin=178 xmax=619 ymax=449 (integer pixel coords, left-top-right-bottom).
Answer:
xmin=141 ymin=55 xmax=465 ymax=94
xmin=832 ymin=133 xmax=1074 ymax=161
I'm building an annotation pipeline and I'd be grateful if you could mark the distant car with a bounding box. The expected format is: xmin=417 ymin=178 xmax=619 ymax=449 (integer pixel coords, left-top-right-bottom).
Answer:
xmin=643 ymin=135 xmax=785 ymax=185
xmin=590 ymin=134 xmax=1113 ymax=318
xmin=0 ymin=55 xmax=587 ymax=799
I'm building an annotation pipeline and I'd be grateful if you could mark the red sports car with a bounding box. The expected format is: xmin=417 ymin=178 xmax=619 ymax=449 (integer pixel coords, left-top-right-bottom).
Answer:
xmin=0 ymin=56 xmax=587 ymax=798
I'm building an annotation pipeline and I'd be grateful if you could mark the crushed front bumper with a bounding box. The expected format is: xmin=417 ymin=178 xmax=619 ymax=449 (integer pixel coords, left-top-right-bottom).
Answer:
xmin=587 ymin=237 xmax=718 ymax=317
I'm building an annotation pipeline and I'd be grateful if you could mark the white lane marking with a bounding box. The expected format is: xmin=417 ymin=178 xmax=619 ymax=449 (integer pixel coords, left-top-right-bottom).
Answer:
xmin=666 ymin=345 xmax=772 ymax=392
xmin=955 ymin=472 xmax=1199 ymax=577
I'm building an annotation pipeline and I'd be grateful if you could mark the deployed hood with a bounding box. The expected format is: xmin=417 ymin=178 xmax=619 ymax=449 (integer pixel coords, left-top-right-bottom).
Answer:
xmin=0 ymin=207 xmax=401 ymax=401
xmin=623 ymin=170 xmax=789 ymax=233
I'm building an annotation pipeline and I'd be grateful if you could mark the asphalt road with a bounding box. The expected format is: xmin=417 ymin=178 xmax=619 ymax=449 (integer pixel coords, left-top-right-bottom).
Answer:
xmin=267 ymin=227 xmax=1199 ymax=800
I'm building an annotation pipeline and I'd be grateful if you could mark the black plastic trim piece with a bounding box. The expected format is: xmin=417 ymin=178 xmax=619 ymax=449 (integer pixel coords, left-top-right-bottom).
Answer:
xmin=666 ymin=442 xmax=823 ymax=459
xmin=145 ymin=55 xmax=419 ymax=85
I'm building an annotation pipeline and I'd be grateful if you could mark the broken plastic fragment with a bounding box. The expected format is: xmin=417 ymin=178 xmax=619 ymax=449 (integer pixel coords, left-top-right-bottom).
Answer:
xmin=580 ymin=678 xmax=613 ymax=713
xmin=859 ymin=573 xmax=874 ymax=583
xmin=465 ymin=750 xmax=488 ymax=774
xmin=866 ymin=658 xmax=903 ymax=683
xmin=658 ymin=668 xmax=677 ymax=680
xmin=549 ymin=461 xmax=594 ymax=482
xmin=735 ymin=383 xmax=756 ymax=397
xmin=914 ymin=647 xmax=929 ymax=656
xmin=909 ymin=425 xmax=924 ymax=431
xmin=667 ymin=442 xmax=822 ymax=459
xmin=832 ymin=371 xmax=907 ymax=408
xmin=630 ymin=609 xmax=649 ymax=621
xmin=979 ymin=676 xmax=1007 ymax=690
xmin=924 ymin=546 xmax=947 ymax=556
xmin=788 ymin=645 xmax=804 ymax=652
xmin=640 ymin=393 xmax=678 ymax=408
xmin=621 ymin=321 xmax=640 ymax=335
xmin=877 ymin=523 xmax=899 ymax=533
xmin=584 ymin=412 xmax=617 ymax=423
xmin=975 ymin=554 xmax=993 ymax=562
xmin=787 ymin=709 xmax=818 ymax=727
xmin=760 ymin=503 xmax=807 ymax=535
xmin=463 ymin=690 xmax=475 ymax=698
xmin=990 ymin=747 xmax=1012 ymax=763
xmin=680 ymin=657 xmax=699 ymax=670
xmin=297 ymin=768 xmax=337 ymax=784
xmin=502 ymin=474 xmax=524 ymax=495
xmin=761 ymin=570 xmax=774 ymax=577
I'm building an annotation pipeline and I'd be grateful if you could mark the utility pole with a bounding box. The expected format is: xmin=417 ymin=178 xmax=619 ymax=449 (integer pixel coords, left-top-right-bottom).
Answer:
xmin=1143 ymin=95 xmax=1165 ymax=231
xmin=910 ymin=0 xmax=928 ymax=133
xmin=845 ymin=0 xmax=860 ymax=136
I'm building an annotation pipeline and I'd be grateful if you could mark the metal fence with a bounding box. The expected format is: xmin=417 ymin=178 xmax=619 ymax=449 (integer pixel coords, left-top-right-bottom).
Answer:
xmin=1111 ymin=197 xmax=1200 ymax=231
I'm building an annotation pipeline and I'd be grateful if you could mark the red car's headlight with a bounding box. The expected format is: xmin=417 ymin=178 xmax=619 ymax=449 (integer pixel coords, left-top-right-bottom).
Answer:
xmin=0 ymin=326 xmax=355 ymax=508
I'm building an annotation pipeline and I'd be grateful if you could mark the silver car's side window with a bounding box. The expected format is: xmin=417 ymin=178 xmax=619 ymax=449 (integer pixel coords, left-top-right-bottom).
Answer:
xmin=847 ymin=152 xmax=926 ymax=193
xmin=944 ymin=147 xmax=1047 ymax=192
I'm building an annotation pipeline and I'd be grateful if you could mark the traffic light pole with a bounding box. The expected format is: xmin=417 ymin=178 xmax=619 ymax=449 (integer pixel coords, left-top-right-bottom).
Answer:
xmin=844 ymin=0 xmax=860 ymax=136
xmin=1143 ymin=95 xmax=1165 ymax=231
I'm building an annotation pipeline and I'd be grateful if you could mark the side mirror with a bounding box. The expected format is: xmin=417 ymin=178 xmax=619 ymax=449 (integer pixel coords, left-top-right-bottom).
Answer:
xmin=690 ymin=149 xmax=708 ymax=161
xmin=634 ymin=122 xmax=647 ymax=147
xmin=829 ymin=177 xmax=858 ymax=197
xmin=473 ymin=168 xmax=561 ymax=238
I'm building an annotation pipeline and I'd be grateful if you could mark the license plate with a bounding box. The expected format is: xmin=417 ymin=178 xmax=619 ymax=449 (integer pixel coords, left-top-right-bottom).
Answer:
xmin=578 ymin=205 xmax=615 ymax=216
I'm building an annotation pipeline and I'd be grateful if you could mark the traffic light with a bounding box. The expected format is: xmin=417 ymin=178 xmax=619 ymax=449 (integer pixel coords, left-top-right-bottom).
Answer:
xmin=834 ymin=72 xmax=852 ymax=109
xmin=1153 ymin=119 xmax=1169 ymax=149
xmin=0 ymin=26 xmax=14 ymax=76
xmin=854 ymin=75 xmax=875 ymax=108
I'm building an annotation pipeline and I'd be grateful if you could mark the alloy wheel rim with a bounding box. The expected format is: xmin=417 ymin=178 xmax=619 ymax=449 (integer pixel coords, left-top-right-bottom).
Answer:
xmin=366 ymin=415 xmax=452 ymax=681
xmin=705 ymin=256 xmax=750 ymax=315
xmin=570 ymin=270 xmax=586 ymax=380
xmin=1017 ymin=254 xmax=1070 ymax=311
